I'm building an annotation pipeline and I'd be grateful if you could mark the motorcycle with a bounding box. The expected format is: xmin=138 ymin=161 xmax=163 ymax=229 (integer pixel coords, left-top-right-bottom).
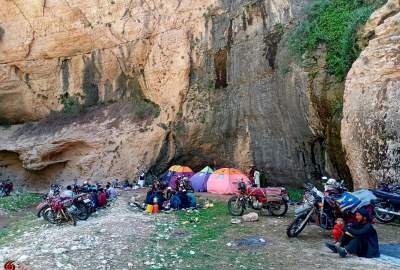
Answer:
xmin=372 ymin=186 xmax=400 ymax=223
xmin=0 ymin=180 xmax=13 ymax=197
xmin=228 ymin=181 xmax=289 ymax=216
xmin=37 ymin=184 xmax=93 ymax=221
xmin=42 ymin=197 xmax=77 ymax=226
xmin=286 ymin=182 xmax=375 ymax=237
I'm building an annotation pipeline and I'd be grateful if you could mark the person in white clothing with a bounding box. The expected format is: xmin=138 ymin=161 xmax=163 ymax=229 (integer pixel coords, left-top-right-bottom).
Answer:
xmin=254 ymin=170 xmax=261 ymax=187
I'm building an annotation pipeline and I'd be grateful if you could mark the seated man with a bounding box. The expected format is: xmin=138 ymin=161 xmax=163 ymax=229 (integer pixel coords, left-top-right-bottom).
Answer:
xmin=144 ymin=180 xmax=166 ymax=209
xmin=325 ymin=208 xmax=380 ymax=258
xmin=106 ymin=184 xmax=118 ymax=200
xmin=61 ymin=185 xmax=75 ymax=198
xmin=182 ymin=177 xmax=196 ymax=208
xmin=97 ymin=188 xmax=108 ymax=207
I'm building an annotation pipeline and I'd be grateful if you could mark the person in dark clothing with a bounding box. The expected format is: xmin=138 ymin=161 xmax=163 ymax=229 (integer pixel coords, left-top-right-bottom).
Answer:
xmin=325 ymin=208 xmax=380 ymax=258
xmin=144 ymin=180 xmax=166 ymax=209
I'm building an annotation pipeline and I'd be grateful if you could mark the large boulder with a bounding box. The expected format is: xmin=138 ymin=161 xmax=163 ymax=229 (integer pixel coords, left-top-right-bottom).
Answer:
xmin=341 ymin=0 xmax=400 ymax=188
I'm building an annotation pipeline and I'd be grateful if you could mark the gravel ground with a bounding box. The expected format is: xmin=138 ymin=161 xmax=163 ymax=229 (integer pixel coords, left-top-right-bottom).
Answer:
xmin=0 ymin=191 xmax=400 ymax=270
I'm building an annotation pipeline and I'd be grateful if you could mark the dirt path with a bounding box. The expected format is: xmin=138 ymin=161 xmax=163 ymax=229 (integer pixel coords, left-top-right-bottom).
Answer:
xmin=0 ymin=191 xmax=399 ymax=270
xmin=0 ymin=190 xmax=155 ymax=269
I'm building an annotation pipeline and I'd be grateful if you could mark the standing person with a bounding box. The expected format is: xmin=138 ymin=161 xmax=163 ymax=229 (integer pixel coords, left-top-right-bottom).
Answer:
xmin=138 ymin=172 xmax=145 ymax=188
xmin=325 ymin=208 xmax=380 ymax=258
xmin=254 ymin=169 xmax=261 ymax=187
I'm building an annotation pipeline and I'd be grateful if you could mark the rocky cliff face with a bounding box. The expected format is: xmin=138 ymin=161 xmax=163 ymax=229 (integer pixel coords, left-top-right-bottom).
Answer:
xmin=0 ymin=0 xmax=359 ymax=190
xmin=342 ymin=0 xmax=400 ymax=188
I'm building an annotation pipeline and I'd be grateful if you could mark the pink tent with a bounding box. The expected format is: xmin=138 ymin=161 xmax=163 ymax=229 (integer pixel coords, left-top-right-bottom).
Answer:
xmin=207 ymin=168 xmax=252 ymax=194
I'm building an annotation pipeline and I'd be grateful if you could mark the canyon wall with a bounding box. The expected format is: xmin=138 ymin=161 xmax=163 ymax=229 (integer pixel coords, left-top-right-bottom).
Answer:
xmin=0 ymin=0 xmax=374 ymax=190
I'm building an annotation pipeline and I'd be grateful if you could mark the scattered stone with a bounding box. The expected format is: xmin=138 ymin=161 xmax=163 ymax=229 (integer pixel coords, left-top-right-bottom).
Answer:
xmin=241 ymin=212 xmax=259 ymax=222
xmin=231 ymin=218 xmax=241 ymax=224
xmin=53 ymin=248 xmax=67 ymax=254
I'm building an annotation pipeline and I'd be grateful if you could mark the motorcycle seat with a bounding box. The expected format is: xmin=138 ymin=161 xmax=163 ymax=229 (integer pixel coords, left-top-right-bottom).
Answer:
xmin=372 ymin=189 xmax=400 ymax=201
xmin=247 ymin=187 xmax=285 ymax=197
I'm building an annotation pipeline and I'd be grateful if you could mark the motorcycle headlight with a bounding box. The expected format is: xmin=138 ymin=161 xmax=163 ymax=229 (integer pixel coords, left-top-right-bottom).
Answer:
xmin=304 ymin=192 xmax=315 ymax=205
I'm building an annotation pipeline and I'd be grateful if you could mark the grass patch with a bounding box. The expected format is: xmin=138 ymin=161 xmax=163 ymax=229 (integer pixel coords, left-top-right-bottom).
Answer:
xmin=287 ymin=188 xmax=304 ymax=202
xmin=0 ymin=193 xmax=42 ymax=211
xmin=289 ymin=0 xmax=386 ymax=80
xmin=141 ymin=200 xmax=271 ymax=269
xmin=0 ymin=213 xmax=36 ymax=246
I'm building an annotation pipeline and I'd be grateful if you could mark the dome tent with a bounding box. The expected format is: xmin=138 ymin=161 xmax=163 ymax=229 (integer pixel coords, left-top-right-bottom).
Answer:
xmin=207 ymin=168 xmax=251 ymax=195
xmin=190 ymin=166 xmax=214 ymax=192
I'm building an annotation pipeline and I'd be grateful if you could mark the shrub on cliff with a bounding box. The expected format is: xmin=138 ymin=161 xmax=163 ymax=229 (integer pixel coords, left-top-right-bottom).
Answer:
xmin=0 ymin=25 xmax=4 ymax=42
xmin=133 ymin=99 xmax=160 ymax=120
xmin=289 ymin=0 xmax=386 ymax=81
xmin=59 ymin=93 xmax=82 ymax=116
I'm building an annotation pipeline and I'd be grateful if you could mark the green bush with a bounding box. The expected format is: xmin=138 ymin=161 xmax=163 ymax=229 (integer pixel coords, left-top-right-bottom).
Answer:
xmin=59 ymin=93 xmax=82 ymax=116
xmin=289 ymin=0 xmax=385 ymax=80
xmin=332 ymin=99 xmax=344 ymax=121
xmin=133 ymin=99 xmax=160 ymax=120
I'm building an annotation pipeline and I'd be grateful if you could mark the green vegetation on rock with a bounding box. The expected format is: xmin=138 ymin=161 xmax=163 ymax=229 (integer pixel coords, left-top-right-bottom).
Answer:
xmin=59 ymin=92 xmax=82 ymax=116
xmin=289 ymin=0 xmax=385 ymax=80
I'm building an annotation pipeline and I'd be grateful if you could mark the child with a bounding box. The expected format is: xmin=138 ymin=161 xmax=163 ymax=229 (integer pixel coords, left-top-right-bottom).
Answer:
xmin=333 ymin=218 xmax=345 ymax=244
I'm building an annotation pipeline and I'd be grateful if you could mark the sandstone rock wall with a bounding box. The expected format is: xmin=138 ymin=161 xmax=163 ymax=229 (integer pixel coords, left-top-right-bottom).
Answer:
xmin=0 ymin=0 xmax=351 ymax=190
xmin=342 ymin=0 xmax=400 ymax=188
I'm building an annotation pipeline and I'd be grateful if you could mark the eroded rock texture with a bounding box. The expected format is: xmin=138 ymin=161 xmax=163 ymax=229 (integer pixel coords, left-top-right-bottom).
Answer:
xmin=0 ymin=0 xmax=354 ymax=190
xmin=342 ymin=0 xmax=400 ymax=188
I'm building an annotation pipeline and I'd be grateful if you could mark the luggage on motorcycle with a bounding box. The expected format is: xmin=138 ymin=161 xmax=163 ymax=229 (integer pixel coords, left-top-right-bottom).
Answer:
xmin=335 ymin=192 xmax=361 ymax=212
xmin=352 ymin=189 xmax=377 ymax=210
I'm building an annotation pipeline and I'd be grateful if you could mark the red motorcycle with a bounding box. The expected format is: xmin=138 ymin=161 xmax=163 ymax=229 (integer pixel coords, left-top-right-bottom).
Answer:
xmin=42 ymin=197 xmax=77 ymax=226
xmin=228 ymin=181 xmax=289 ymax=216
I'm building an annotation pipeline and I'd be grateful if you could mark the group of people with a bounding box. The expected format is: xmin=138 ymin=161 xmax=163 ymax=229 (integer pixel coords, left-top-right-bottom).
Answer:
xmin=326 ymin=208 xmax=380 ymax=258
xmin=144 ymin=176 xmax=197 ymax=211
xmin=61 ymin=180 xmax=119 ymax=208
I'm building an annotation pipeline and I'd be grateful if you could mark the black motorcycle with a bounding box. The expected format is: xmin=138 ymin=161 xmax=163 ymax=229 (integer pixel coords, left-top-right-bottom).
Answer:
xmin=372 ymin=187 xmax=400 ymax=223
xmin=287 ymin=182 xmax=374 ymax=238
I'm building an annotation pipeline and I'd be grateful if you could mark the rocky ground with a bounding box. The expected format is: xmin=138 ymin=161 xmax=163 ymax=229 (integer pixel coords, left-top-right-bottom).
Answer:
xmin=0 ymin=190 xmax=400 ymax=270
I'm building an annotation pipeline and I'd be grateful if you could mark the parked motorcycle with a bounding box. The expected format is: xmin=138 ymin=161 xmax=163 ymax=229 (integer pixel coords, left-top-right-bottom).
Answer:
xmin=286 ymin=182 xmax=375 ymax=237
xmin=0 ymin=180 xmax=13 ymax=197
xmin=228 ymin=181 xmax=289 ymax=216
xmin=37 ymin=185 xmax=93 ymax=221
xmin=42 ymin=197 xmax=77 ymax=226
xmin=372 ymin=187 xmax=400 ymax=223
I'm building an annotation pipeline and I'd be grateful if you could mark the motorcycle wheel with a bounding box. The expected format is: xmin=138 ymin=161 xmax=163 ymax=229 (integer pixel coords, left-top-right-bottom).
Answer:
xmin=74 ymin=203 xmax=89 ymax=220
xmin=37 ymin=205 xmax=48 ymax=218
xmin=375 ymin=201 xmax=396 ymax=223
xmin=43 ymin=208 xmax=57 ymax=224
xmin=228 ymin=196 xmax=245 ymax=216
xmin=269 ymin=201 xmax=289 ymax=217
xmin=66 ymin=212 xmax=77 ymax=226
xmin=287 ymin=214 xmax=309 ymax=237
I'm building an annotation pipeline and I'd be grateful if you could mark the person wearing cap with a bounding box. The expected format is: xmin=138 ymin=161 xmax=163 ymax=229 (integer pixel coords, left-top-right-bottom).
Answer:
xmin=325 ymin=208 xmax=379 ymax=258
